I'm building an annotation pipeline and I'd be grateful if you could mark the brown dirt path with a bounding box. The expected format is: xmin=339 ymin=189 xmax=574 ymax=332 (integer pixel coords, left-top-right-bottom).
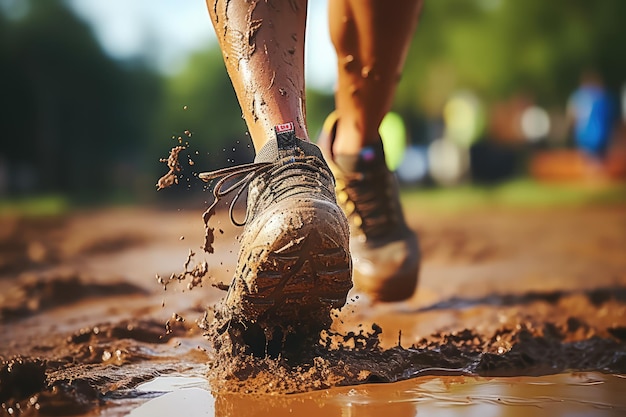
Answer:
xmin=1 ymin=204 xmax=625 ymax=415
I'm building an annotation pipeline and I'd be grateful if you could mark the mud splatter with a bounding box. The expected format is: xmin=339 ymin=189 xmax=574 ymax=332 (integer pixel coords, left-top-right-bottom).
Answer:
xmin=223 ymin=0 xmax=262 ymax=67
xmin=156 ymin=250 xmax=211 ymax=291
xmin=202 ymin=206 xmax=216 ymax=254
xmin=156 ymin=146 xmax=185 ymax=190
xmin=3 ymin=205 xmax=626 ymax=413
xmin=201 ymin=315 xmax=626 ymax=394
xmin=188 ymin=202 xmax=626 ymax=394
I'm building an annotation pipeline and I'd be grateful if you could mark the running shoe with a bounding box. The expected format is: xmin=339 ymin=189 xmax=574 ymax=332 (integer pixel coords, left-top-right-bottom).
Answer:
xmin=317 ymin=112 xmax=420 ymax=302
xmin=200 ymin=122 xmax=352 ymax=329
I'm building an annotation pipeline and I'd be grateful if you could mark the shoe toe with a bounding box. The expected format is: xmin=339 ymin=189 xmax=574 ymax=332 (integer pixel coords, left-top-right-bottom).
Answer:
xmin=351 ymin=230 xmax=420 ymax=302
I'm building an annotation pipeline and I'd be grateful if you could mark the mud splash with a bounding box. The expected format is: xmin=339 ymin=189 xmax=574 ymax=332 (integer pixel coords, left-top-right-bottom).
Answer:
xmin=5 ymin=280 xmax=625 ymax=414
xmin=201 ymin=311 xmax=626 ymax=394
xmin=194 ymin=279 xmax=626 ymax=395
xmin=158 ymin=205 xmax=626 ymax=395
xmin=156 ymin=146 xmax=185 ymax=191
xmin=156 ymin=142 xmax=219 ymax=255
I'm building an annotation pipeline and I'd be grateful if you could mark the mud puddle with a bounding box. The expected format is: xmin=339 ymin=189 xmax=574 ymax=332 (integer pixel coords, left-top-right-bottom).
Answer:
xmin=3 ymin=308 xmax=626 ymax=416
xmin=111 ymin=372 xmax=626 ymax=417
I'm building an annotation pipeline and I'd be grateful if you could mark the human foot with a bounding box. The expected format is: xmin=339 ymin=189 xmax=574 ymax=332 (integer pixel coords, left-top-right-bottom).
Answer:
xmin=317 ymin=113 xmax=419 ymax=302
xmin=200 ymin=122 xmax=353 ymax=332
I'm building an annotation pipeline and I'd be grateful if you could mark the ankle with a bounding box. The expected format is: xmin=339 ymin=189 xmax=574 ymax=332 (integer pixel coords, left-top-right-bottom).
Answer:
xmin=332 ymin=121 xmax=382 ymax=156
xmin=250 ymin=120 xmax=310 ymax=153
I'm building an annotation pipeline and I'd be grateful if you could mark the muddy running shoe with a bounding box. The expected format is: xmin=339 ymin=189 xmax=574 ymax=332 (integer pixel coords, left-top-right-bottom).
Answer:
xmin=200 ymin=122 xmax=352 ymax=331
xmin=317 ymin=113 xmax=420 ymax=302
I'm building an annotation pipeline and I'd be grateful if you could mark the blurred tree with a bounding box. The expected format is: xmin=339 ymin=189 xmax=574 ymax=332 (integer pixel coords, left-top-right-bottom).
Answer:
xmin=396 ymin=0 xmax=626 ymax=116
xmin=150 ymin=0 xmax=626 ymax=175
xmin=3 ymin=0 xmax=624 ymax=200
xmin=156 ymin=45 xmax=337 ymax=180
xmin=157 ymin=47 xmax=251 ymax=175
xmin=0 ymin=0 xmax=162 ymax=201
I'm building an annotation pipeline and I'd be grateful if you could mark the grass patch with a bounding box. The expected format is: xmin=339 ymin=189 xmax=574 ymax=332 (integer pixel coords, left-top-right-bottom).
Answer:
xmin=2 ymin=179 xmax=624 ymax=217
xmin=401 ymin=179 xmax=626 ymax=213
xmin=0 ymin=195 xmax=70 ymax=217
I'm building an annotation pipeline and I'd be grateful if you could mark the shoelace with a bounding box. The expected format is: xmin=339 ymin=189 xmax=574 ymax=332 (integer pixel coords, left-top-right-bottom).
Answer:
xmin=199 ymin=155 xmax=328 ymax=227
xmin=200 ymin=161 xmax=272 ymax=227
xmin=339 ymin=169 xmax=397 ymax=238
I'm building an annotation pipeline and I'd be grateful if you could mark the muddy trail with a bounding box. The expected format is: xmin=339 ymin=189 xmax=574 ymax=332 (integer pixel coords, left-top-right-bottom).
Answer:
xmin=1 ymin=205 xmax=626 ymax=416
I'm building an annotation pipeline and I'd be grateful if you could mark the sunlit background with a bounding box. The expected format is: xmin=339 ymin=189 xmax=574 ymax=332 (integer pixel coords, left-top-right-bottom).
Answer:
xmin=1 ymin=0 xmax=626 ymax=211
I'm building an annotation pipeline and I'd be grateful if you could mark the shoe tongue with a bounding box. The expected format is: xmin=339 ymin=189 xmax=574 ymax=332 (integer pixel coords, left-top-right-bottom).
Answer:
xmin=254 ymin=122 xmax=297 ymax=163
xmin=334 ymin=142 xmax=387 ymax=173
xmin=254 ymin=122 xmax=325 ymax=163
xmin=254 ymin=137 xmax=280 ymax=163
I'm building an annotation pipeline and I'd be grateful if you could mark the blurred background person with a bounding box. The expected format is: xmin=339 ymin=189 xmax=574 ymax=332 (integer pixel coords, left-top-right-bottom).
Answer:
xmin=568 ymin=71 xmax=615 ymax=159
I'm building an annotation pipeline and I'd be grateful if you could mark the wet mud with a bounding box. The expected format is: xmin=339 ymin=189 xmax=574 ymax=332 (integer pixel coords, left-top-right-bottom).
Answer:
xmin=201 ymin=297 xmax=626 ymax=395
xmin=1 ymin=315 xmax=205 ymax=416
xmin=156 ymin=146 xmax=185 ymax=191
xmin=0 ymin=270 xmax=146 ymax=321
xmin=1 ymin=205 xmax=625 ymax=415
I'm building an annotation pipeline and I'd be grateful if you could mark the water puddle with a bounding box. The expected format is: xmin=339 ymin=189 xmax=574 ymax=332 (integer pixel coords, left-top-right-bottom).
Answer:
xmin=122 ymin=372 xmax=626 ymax=417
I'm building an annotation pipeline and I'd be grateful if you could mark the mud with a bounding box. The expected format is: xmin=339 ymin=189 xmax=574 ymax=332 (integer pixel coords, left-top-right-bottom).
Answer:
xmin=0 ymin=270 xmax=144 ymax=321
xmin=156 ymin=145 xmax=185 ymax=191
xmin=201 ymin=301 xmax=626 ymax=394
xmin=1 ymin=316 xmax=202 ymax=416
xmin=128 ymin=372 xmax=626 ymax=417
xmin=1 ymin=205 xmax=625 ymax=415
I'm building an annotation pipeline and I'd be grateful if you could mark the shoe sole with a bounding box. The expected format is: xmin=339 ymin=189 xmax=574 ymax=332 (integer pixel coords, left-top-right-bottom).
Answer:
xmin=225 ymin=203 xmax=352 ymax=327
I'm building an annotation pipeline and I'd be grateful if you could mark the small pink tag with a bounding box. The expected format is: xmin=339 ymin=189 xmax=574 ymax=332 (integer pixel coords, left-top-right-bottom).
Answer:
xmin=275 ymin=122 xmax=294 ymax=133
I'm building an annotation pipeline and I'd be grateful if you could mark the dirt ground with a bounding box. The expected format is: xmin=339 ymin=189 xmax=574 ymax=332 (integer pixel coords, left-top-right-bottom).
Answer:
xmin=1 ymin=201 xmax=626 ymax=416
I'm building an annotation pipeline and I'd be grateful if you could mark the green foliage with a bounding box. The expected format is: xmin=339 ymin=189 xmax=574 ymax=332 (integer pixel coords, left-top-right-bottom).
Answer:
xmin=0 ymin=0 xmax=162 ymax=200
xmin=2 ymin=0 xmax=626 ymax=202
xmin=401 ymin=179 xmax=626 ymax=213
xmin=0 ymin=194 xmax=69 ymax=217
xmin=155 ymin=48 xmax=250 ymax=172
xmin=397 ymin=0 xmax=626 ymax=115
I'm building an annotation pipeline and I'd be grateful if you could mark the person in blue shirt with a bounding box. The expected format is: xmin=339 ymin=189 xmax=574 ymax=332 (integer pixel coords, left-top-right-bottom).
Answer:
xmin=568 ymin=72 xmax=615 ymax=157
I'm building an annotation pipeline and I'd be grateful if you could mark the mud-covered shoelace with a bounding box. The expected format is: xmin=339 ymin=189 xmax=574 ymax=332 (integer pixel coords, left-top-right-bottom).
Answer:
xmin=337 ymin=169 xmax=399 ymax=239
xmin=200 ymin=161 xmax=271 ymax=227
xmin=199 ymin=155 xmax=331 ymax=227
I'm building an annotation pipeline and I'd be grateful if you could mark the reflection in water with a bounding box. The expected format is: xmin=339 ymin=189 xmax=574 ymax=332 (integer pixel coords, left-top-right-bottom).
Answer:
xmin=214 ymin=388 xmax=418 ymax=417
xmin=126 ymin=373 xmax=626 ymax=417
xmin=128 ymin=388 xmax=215 ymax=417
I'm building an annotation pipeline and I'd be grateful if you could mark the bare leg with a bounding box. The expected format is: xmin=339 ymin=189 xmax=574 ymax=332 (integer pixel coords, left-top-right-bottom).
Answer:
xmin=201 ymin=0 xmax=354 ymax=336
xmin=318 ymin=0 xmax=423 ymax=302
xmin=329 ymin=0 xmax=423 ymax=155
xmin=206 ymin=0 xmax=308 ymax=151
